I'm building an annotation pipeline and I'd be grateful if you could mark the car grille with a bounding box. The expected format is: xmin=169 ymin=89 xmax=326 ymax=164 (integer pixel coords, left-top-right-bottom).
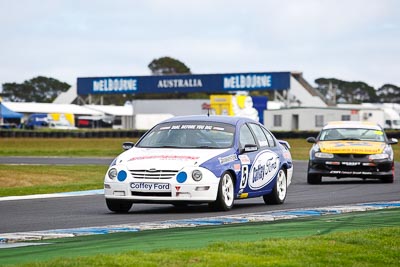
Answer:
xmin=327 ymin=165 xmax=377 ymax=172
xmin=129 ymin=169 xmax=179 ymax=180
xmin=131 ymin=191 xmax=172 ymax=197
xmin=335 ymin=154 xmax=368 ymax=159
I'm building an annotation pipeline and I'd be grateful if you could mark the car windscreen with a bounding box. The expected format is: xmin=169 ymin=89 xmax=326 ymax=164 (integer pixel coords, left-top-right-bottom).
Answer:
xmin=136 ymin=121 xmax=235 ymax=149
xmin=319 ymin=128 xmax=385 ymax=142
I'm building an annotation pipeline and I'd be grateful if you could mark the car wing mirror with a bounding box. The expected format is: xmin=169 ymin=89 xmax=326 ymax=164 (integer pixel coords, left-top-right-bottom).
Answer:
xmin=388 ymin=138 xmax=398 ymax=145
xmin=306 ymin=137 xmax=316 ymax=143
xmin=122 ymin=142 xmax=135 ymax=150
xmin=241 ymin=144 xmax=258 ymax=153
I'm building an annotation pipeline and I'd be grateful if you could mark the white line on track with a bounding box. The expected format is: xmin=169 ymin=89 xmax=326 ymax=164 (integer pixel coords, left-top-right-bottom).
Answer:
xmin=0 ymin=189 xmax=104 ymax=202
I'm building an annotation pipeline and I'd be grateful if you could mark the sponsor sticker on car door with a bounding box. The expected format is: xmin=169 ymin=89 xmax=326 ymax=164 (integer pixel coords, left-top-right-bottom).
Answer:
xmin=248 ymin=151 xmax=280 ymax=190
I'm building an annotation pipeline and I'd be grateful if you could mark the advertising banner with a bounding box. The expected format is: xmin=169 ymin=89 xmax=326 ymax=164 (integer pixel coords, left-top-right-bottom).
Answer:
xmin=77 ymin=72 xmax=291 ymax=95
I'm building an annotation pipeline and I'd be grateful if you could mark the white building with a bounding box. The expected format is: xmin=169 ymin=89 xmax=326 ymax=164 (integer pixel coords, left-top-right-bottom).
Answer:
xmin=264 ymin=107 xmax=384 ymax=131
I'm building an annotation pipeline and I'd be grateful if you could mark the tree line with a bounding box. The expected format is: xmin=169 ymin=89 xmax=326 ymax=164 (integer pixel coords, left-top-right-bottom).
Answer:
xmin=315 ymin=78 xmax=400 ymax=104
xmin=2 ymin=56 xmax=399 ymax=104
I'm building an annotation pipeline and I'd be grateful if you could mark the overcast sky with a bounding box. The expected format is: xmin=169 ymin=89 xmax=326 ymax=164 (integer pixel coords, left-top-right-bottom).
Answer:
xmin=1 ymin=0 xmax=399 ymax=90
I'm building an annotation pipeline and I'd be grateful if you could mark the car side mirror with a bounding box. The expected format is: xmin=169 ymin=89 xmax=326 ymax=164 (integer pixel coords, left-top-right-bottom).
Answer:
xmin=306 ymin=137 xmax=316 ymax=143
xmin=241 ymin=144 xmax=258 ymax=153
xmin=122 ymin=142 xmax=135 ymax=150
xmin=388 ymin=138 xmax=398 ymax=145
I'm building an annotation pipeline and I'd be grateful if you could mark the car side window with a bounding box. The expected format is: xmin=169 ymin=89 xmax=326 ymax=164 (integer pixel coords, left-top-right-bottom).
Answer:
xmin=261 ymin=127 xmax=276 ymax=147
xmin=239 ymin=124 xmax=257 ymax=149
xmin=249 ymin=123 xmax=269 ymax=147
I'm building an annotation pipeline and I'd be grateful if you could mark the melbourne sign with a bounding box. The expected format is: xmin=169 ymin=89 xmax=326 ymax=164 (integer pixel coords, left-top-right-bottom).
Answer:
xmin=77 ymin=72 xmax=290 ymax=95
xmin=92 ymin=78 xmax=138 ymax=93
xmin=223 ymin=74 xmax=271 ymax=89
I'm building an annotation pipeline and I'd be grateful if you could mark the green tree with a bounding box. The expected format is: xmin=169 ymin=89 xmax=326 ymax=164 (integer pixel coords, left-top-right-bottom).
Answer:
xmin=376 ymin=84 xmax=400 ymax=103
xmin=2 ymin=76 xmax=70 ymax=102
xmin=143 ymin=56 xmax=209 ymax=99
xmin=148 ymin=56 xmax=191 ymax=75
xmin=315 ymin=78 xmax=378 ymax=104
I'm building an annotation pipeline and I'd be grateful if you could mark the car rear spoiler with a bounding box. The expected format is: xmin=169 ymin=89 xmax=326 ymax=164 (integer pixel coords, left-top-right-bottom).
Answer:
xmin=278 ymin=140 xmax=291 ymax=150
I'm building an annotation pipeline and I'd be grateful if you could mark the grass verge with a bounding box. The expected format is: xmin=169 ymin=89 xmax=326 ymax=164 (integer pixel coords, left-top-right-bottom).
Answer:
xmin=1 ymin=208 xmax=399 ymax=266
xmin=0 ymin=165 xmax=107 ymax=197
xmin=0 ymin=138 xmax=129 ymax=157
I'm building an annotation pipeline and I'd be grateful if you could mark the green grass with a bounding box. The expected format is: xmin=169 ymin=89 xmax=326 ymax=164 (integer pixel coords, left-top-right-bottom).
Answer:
xmin=0 ymin=138 xmax=131 ymax=157
xmin=0 ymin=165 xmax=107 ymax=197
xmin=285 ymin=138 xmax=312 ymax=160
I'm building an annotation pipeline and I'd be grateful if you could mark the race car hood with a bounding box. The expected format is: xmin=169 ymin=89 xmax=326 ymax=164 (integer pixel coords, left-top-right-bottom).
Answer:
xmin=318 ymin=141 xmax=386 ymax=154
xmin=116 ymin=147 xmax=230 ymax=170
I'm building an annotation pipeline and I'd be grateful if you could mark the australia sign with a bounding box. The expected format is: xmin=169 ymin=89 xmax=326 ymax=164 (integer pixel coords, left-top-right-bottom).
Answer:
xmin=77 ymin=72 xmax=291 ymax=95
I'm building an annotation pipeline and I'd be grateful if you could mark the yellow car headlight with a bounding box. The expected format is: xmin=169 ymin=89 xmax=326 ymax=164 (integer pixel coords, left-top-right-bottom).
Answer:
xmin=315 ymin=152 xmax=334 ymax=159
xmin=368 ymin=154 xmax=389 ymax=160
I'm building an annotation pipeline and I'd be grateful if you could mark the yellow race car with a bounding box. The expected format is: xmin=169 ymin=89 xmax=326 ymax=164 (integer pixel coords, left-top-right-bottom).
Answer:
xmin=306 ymin=121 xmax=398 ymax=184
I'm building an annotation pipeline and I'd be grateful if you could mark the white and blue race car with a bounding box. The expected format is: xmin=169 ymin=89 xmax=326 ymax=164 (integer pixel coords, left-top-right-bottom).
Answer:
xmin=104 ymin=115 xmax=293 ymax=212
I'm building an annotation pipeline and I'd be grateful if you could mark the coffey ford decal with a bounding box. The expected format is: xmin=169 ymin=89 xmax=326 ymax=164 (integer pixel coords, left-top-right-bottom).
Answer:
xmin=249 ymin=151 xmax=280 ymax=190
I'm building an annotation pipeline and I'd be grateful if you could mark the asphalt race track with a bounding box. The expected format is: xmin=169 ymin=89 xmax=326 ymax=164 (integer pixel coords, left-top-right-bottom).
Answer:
xmin=0 ymin=159 xmax=399 ymax=234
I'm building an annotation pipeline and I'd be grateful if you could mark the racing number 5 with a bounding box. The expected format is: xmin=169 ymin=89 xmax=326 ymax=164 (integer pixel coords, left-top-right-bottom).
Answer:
xmin=240 ymin=165 xmax=249 ymax=189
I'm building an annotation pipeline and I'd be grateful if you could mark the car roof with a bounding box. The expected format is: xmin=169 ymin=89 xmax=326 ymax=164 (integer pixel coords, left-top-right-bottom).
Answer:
xmin=323 ymin=121 xmax=382 ymax=130
xmin=161 ymin=115 xmax=257 ymax=126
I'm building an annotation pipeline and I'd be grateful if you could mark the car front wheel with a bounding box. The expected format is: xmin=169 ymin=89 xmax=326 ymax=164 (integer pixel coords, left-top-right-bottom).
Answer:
xmin=209 ymin=172 xmax=235 ymax=211
xmin=263 ymin=169 xmax=287 ymax=205
xmin=380 ymin=174 xmax=394 ymax=183
xmin=307 ymin=173 xmax=322 ymax=184
xmin=381 ymin=165 xmax=395 ymax=183
xmin=106 ymin=199 xmax=132 ymax=213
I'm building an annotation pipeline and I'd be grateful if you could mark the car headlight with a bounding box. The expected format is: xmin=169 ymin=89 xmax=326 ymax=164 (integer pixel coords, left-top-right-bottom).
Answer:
xmin=108 ymin=168 xmax=118 ymax=179
xmin=383 ymin=145 xmax=394 ymax=160
xmin=369 ymin=154 xmax=390 ymax=160
xmin=109 ymin=157 xmax=118 ymax=167
xmin=315 ymin=152 xmax=334 ymax=159
xmin=192 ymin=170 xmax=203 ymax=181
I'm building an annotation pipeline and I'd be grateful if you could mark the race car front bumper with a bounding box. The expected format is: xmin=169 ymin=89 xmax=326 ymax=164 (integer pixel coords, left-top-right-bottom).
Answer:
xmin=104 ymin=165 xmax=220 ymax=204
xmin=308 ymin=156 xmax=394 ymax=179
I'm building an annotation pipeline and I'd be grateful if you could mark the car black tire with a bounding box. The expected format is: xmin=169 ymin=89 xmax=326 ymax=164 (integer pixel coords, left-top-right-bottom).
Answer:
xmin=263 ymin=169 xmax=287 ymax=205
xmin=307 ymin=173 xmax=322 ymax=184
xmin=307 ymin=163 xmax=322 ymax=184
xmin=381 ymin=175 xmax=394 ymax=183
xmin=209 ymin=172 xmax=235 ymax=211
xmin=106 ymin=199 xmax=132 ymax=213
